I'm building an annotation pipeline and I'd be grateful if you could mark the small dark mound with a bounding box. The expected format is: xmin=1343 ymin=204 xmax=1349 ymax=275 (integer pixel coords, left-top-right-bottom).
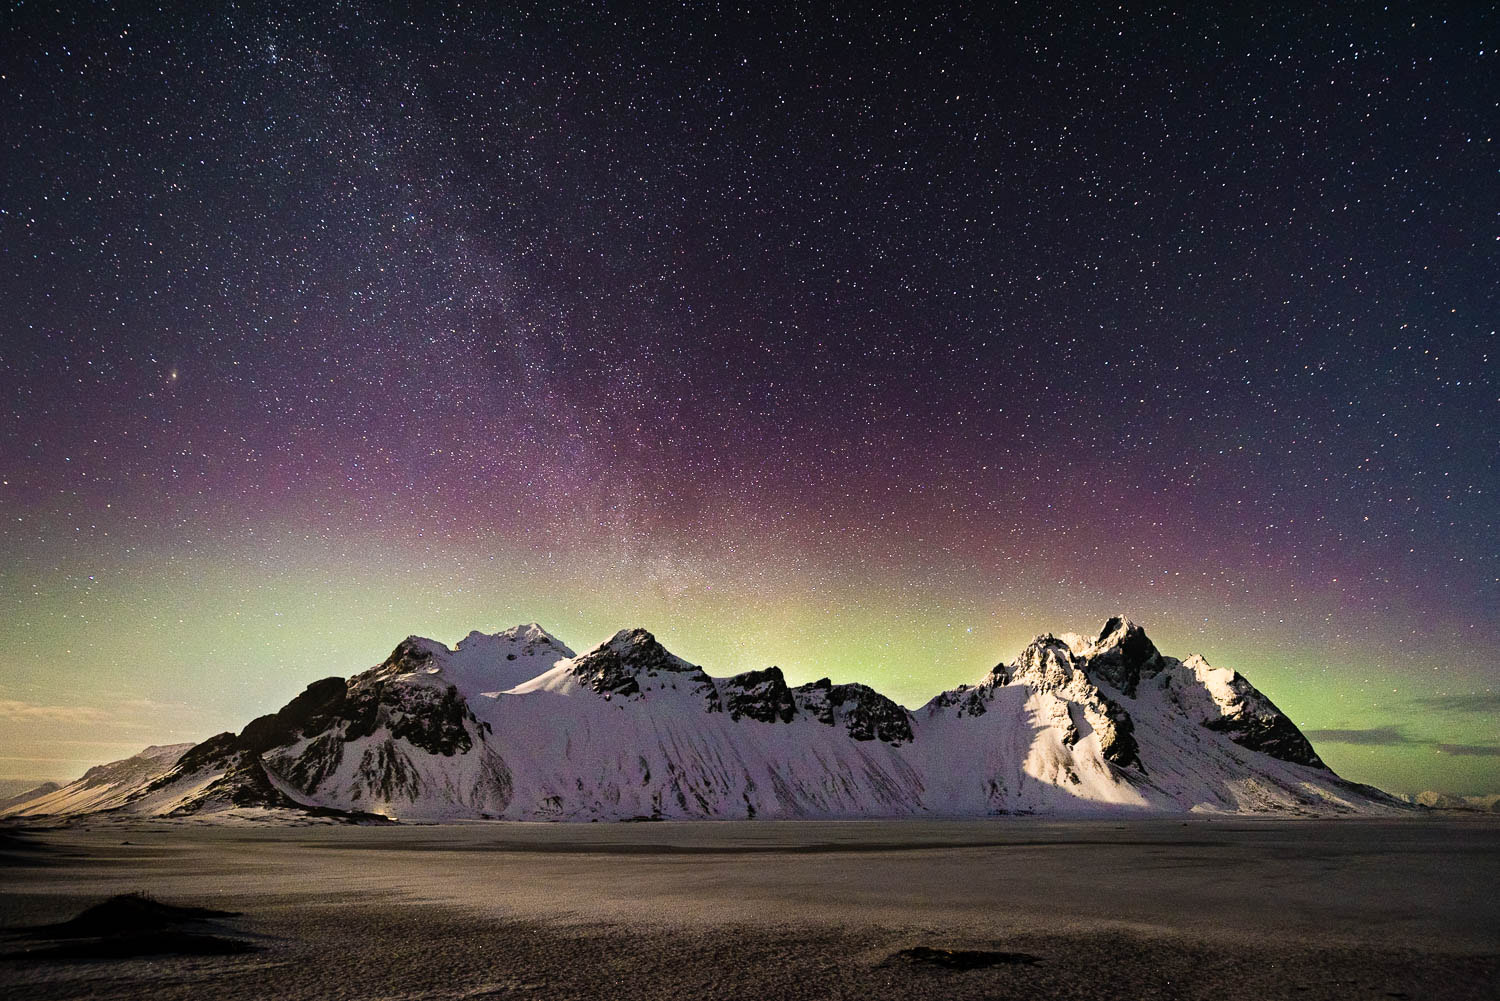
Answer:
xmin=301 ymin=804 xmax=397 ymax=825
xmin=42 ymin=893 xmax=237 ymax=938
xmin=888 ymin=946 xmax=1041 ymax=970
xmin=4 ymin=893 xmax=256 ymax=961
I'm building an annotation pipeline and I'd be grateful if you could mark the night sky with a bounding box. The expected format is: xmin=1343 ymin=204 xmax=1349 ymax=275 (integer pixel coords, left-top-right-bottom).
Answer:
xmin=2 ymin=3 xmax=1495 ymax=796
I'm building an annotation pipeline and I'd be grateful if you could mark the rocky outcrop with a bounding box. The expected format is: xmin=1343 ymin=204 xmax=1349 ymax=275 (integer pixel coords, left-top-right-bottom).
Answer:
xmin=1083 ymin=616 xmax=1167 ymax=697
xmin=793 ymin=679 xmax=914 ymax=744
xmin=722 ymin=667 xmax=797 ymax=723
xmin=567 ymin=628 xmax=721 ymax=708
xmin=1158 ymin=653 xmax=1325 ymax=769
xmin=238 ymin=677 xmax=350 ymax=754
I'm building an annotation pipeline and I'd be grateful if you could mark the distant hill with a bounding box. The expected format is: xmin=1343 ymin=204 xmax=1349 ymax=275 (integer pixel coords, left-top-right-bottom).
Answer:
xmin=1411 ymin=791 xmax=1500 ymax=812
xmin=0 ymin=780 xmax=61 ymax=811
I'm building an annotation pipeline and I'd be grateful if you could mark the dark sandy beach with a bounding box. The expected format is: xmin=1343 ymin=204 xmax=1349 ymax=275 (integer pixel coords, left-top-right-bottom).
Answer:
xmin=2 ymin=818 xmax=1496 ymax=1000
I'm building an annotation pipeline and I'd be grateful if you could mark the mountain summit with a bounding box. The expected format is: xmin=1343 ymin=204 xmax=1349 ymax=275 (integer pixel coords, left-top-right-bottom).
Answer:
xmin=2 ymin=618 xmax=1400 ymax=821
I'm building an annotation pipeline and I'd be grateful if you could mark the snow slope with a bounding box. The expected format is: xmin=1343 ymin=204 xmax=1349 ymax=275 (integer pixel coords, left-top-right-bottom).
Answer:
xmin=2 ymin=744 xmax=194 ymax=817
xmin=0 ymin=618 xmax=1404 ymax=821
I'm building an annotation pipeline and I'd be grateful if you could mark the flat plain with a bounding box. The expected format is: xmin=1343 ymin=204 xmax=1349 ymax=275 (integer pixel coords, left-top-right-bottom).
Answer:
xmin=2 ymin=817 xmax=1496 ymax=1000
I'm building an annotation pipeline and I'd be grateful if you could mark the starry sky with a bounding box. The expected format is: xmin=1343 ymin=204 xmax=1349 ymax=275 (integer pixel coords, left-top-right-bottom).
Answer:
xmin=1 ymin=3 xmax=1495 ymax=796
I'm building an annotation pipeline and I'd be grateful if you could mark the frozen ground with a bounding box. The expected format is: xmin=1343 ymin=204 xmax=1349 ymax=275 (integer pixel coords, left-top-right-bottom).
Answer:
xmin=1 ymin=817 xmax=1496 ymax=1000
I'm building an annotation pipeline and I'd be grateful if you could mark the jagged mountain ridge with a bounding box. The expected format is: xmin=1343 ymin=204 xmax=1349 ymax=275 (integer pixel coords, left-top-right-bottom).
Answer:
xmin=2 ymin=618 xmax=1401 ymax=821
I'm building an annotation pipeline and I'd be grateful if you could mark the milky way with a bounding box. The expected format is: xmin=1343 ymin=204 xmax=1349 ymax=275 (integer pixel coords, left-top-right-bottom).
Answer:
xmin=1 ymin=4 xmax=1495 ymax=794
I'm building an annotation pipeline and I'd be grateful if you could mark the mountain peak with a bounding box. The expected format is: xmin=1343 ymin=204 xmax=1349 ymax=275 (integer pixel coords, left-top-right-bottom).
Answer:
xmin=373 ymin=625 xmax=576 ymax=699
xmin=722 ymin=667 xmax=795 ymax=723
xmin=997 ymin=617 xmax=1164 ymax=696
xmin=1081 ymin=616 xmax=1164 ymax=696
xmin=565 ymin=628 xmax=718 ymax=704
xmin=453 ymin=622 xmax=568 ymax=657
xmin=602 ymin=626 xmax=659 ymax=650
xmin=1000 ymin=633 xmax=1081 ymax=687
xmin=1095 ymin=614 xmax=1142 ymax=641
xmin=586 ymin=627 xmax=705 ymax=673
xmin=460 ymin=622 xmax=560 ymax=645
xmin=377 ymin=636 xmax=446 ymax=677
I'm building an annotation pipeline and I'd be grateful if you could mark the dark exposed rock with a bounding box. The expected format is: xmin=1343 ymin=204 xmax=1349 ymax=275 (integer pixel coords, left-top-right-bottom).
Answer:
xmin=279 ymin=731 xmax=345 ymax=791
xmin=1093 ymin=691 xmax=1141 ymax=770
xmin=297 ymin=639 xmax=483 ymax=757
xmin=568 ymin=628 xmax=721 ymax=709
xmin=342 ymin=676 xmax=475 ymax=756
xmin=722 ymin=667 xmax=797 ymax=723
xmin=165 ymin=732 xmax=240 ymax=777
xmin=238 ymin=677 xmax=348 ymax=753
xmin=794 ymin=679 xmax=914 ymax=744
xmin=388 ymin=684 xmax=474 ymax=755
xmin=1060 ymin=705 xmax=1082 ymax=747
xmin=152 ymin=748 xmax=297 ymax=814
xmin=1084 ymin=616 xmax=1165 ymax=697
xmin=925 ymin=683 xmax=988 ymax=717
xmin=1202 ymin=687 xmax=1325 ymax=768
xmin=379 ymin=636 xmax=440 ymax=673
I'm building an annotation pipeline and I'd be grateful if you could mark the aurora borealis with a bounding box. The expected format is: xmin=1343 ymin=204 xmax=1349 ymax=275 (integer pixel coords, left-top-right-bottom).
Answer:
xmin=1 ymin=4 xmax=1495 ymax=797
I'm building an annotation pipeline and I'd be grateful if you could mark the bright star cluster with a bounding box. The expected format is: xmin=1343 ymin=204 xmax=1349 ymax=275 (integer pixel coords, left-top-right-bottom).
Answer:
xmin=1 ymin=4 xmax=1495 ymax=795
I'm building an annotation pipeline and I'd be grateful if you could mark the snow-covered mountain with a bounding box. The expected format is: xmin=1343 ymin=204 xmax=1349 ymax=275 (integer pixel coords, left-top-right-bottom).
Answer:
xmin=1 ymin=617 xmax=1403 ymax=821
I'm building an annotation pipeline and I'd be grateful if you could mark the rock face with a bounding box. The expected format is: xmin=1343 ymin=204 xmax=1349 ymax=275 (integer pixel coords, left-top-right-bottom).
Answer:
xmin=991 ymin=634 xmax=1142 ymax=769
xmin=564 ymin=628 xmax=721 ymax=708
xmin=1155 ymin=654 xmax=1325 ymax=768
xmin=1084 ymin=616 xmax=1167 ymax=697
xmin=793 ymin=679 xmax=914 ymax=745
xmin=723 ymin=668 xmax=797 ymax=723
xmin=1 ymin=617 xmax=1403 ymax=822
